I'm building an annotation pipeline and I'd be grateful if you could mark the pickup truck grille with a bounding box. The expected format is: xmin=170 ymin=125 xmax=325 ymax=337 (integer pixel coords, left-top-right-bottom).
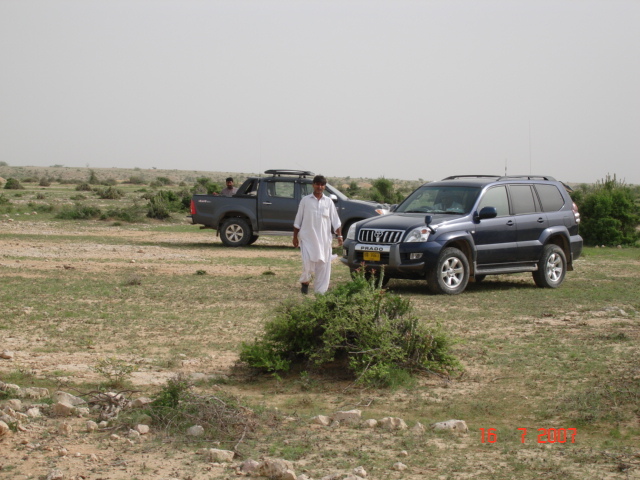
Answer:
xmin=358 ymin=228 xmax=404 ymax=244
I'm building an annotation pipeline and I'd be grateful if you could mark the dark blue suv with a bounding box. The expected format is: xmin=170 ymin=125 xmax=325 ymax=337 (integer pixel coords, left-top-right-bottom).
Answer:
xmin=341 ymin=175 xmax=583 ymax=294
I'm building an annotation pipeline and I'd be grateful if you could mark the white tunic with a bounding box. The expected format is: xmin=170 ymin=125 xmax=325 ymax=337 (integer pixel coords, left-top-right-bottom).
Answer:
xmin=294 ymin=193 xmax=341 ymax=263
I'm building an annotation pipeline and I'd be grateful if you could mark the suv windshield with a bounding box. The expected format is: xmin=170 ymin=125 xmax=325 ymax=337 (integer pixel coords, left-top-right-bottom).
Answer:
xmin=396 ymin=185 xmax=481 ymax=215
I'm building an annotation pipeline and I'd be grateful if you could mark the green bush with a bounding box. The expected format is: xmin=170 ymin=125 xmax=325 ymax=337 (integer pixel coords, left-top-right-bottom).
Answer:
xmin=193 ymin=177 xmax=221 ymax=195
xmin=75 ymin=183 xmax=93 ymax=192
xmin=95 ymin=186 xmax=125 ymax=200
xmin=102 ymin=204 xmax=145 ymax=222
xmin=240 ymin=271 xmax=460 ymax=386
xmin=55 ymin=204 xmax=102 ymax=220
xmin=3 ymin=178 xmax=24 ymax=190
xmin=573 ymin=174 xmax=640 ymax=246
xmin=145 ymin=189 xmax=190 ymax=219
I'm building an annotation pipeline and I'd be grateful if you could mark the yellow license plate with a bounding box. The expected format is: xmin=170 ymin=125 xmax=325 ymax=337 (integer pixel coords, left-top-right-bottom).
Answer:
xmin=363 ymin=251 xmax=381 ymax=262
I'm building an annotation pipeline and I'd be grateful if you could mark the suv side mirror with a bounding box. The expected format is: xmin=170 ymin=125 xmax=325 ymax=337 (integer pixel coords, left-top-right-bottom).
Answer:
xmin=329 ymin=194 xmax=338 ymax=201
xmin=477 ymin=206 xmax=498 ymax=220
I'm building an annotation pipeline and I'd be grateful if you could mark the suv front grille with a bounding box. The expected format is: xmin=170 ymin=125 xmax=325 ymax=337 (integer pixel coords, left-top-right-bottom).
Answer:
xmin=358 ymin=228 xmax=404 ymax=244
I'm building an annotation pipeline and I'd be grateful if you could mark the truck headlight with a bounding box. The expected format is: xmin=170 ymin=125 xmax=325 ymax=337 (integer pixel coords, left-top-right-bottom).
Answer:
xmin=404 ymin=227 xmax=430 ymax=243
xmin=347 ymin=223 xmax=357 ymax=240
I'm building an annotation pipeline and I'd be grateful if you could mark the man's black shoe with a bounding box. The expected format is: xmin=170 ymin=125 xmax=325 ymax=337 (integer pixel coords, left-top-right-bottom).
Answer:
xmin=300 ymin=283 xmax=309 ymax=294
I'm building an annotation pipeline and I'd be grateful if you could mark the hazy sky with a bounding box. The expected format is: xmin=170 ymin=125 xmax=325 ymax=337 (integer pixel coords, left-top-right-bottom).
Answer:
xmin=1 ymin=0 xmax=639 ymax=184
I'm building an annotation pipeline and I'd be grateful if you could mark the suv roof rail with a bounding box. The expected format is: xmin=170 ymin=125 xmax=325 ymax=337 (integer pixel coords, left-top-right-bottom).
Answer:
xmin=264 ymin=169 xmax=315 ymax=178
xmin=498 ymin=175 xmax=557 ymax=181
xmin=441 ymin=175 xmax=500 ymax=180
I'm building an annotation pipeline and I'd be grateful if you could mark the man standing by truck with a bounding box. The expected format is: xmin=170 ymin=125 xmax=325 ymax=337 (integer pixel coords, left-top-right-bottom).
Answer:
xmin=293 ymin=175 xmax=343 ymax=294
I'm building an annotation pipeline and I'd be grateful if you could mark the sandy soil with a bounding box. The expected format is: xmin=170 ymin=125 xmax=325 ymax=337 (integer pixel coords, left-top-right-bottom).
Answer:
xmin=1 ymin=220 xmax=638 ymax=480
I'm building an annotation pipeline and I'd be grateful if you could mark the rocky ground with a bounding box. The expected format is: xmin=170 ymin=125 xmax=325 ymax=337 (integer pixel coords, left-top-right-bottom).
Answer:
xmin=1 ymin=219 xmax=639 ymax=480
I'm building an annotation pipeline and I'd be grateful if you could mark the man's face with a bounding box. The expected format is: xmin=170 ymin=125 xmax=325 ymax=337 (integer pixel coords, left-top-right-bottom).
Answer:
xmin=226 ymin=180 xmax=234 ymax=188
xmin=312 ymin=182 xmax=326 ymax=196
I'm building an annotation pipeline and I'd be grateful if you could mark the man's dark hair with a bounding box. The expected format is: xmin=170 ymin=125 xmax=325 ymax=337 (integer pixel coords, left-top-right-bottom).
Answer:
xmin=313 ymin=175 xmax=327 ymax=185
xmin=226 ymin=177 xmax=234 ymax=183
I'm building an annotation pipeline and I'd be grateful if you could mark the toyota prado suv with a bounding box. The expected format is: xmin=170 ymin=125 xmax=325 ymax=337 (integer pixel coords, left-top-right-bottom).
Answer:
xmin=341 ymin=175 xmax=583 ymax=294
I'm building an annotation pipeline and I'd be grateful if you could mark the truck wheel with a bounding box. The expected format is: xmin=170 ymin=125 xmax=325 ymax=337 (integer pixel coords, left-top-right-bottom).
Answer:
xmin=220 ymin=218 xmax=252 ymax=247
xmin=427 ymin=247 xmax=469 ymax=295
xmin=532 ymin=244 xmax=566 ymax=288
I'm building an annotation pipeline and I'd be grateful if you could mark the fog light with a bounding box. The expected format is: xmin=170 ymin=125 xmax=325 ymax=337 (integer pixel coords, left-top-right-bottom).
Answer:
xmin=409 ymin=253 xmax=423 ymax=260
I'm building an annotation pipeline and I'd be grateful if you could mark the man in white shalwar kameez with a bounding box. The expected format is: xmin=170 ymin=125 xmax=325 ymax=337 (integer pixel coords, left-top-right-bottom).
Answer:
xmin=293 ymin=175 xmax=343 ymax=294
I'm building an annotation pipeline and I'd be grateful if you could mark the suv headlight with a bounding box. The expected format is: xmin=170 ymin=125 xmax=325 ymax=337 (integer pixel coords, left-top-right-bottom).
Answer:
xmin=346 ymin=223 xmax=357 ymax=240
xmin=404 ymin=227 xmax=430 ymax=243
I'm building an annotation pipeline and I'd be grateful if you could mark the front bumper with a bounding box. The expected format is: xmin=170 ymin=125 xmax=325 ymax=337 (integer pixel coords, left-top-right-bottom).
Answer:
xmin=340 ymin=240 xmax=440 ymax=278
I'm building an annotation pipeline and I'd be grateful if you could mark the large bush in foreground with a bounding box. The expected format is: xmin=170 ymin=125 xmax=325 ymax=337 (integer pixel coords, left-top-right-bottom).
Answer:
xmin=240 ymin=272 xmax=460 ymax=386
xmin=573 ymin=174 xmax=640 ymax=246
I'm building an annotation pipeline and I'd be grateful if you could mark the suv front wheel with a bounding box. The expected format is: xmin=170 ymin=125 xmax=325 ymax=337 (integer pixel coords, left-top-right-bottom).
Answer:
xmin=427 ymin=247 xmax=470 ymax=295
xmin=533 ymin=244 xmax=566 ymax=288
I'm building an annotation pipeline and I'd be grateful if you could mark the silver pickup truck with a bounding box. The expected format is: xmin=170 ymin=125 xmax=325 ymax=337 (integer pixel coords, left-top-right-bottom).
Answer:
xmin=189 ymin=169 xmax=391 ymax=246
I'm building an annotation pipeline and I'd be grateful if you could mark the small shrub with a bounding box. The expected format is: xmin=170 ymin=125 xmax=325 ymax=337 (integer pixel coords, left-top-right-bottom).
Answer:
xmin=127 ymin=175 xmax=146 ymax=185
xmin=240 ymin=270 xmax=461 ymax=387
xmin=3 ymin=178 xmax=24 ymax=190
xmin=147 ymin=374 xmax=256 ymax=440
xmin=92 ymin=357 xmax=138 ymax=389
xmin=75 ymin=183 xmax=93 ymax=192
xmin=0 ymin=193 xmax=10 ymax=205
xmin=39 ymin=178 xmax=51 ymax=187
xmin=95 ymin=186 xmax=124 ymax=200
xmin=55 ymin=204 xmax=102 ymax=220
xmin=101 ymin=204 xmax=145 ymax=223
xmin=87 ymin=169 xmax=101 ymax=185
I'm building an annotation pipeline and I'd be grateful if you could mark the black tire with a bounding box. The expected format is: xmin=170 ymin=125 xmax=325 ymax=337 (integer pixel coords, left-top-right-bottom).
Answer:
xmin=472 ymin=274 xmax=486 ymax=283
xmin=427 ymin=247 xmax=470 ymax=295
xmin=220 ymin=218 xmax=252 ymax=247
xmin=248 ymin=235 xmax=259 ymax=245
xmin=532 ymin=244 xmax=566 ymax=288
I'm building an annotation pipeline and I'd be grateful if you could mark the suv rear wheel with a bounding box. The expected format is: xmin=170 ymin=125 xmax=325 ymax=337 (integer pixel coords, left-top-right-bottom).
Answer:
xmin=427 ymin=247 xmax=469 ymax=295
xmin=220 ymin=218 xmax=252 ymax=247
xmin=533 ymin=244 xmax=566 ymax=288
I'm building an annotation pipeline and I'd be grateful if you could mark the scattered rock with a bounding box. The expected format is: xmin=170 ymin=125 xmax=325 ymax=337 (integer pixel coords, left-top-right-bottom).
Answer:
xmin=0 ymin=350 xmax=14 ymax=359
xmin=239 ymin=459 xmax=261 ymax=474
xmin=333 ymin=409 xmax=362 ymax=424
xmin=361 ymin=419 xmax=377 ymax=429
xmin=52 ymin=402 xmax=75 ymax=417
xmin=258 ymin=458 xmax=295 ymax=479
xmin=46 ymin=469 xmax=64 ymax=480
xmin=22 ymin=387 xmax=50 ymax=399
xmin=431 ymin=419 xmax=469 ymax=433
xmin=353 ymin=465 xmax=367 ymax=477
xmin=411 ymin=421 xmax=426 ymax=434
xmin=58 ymin=421 xmax=72 ymax=435
xmin=52 ymin=391 xmax=86 ymax=406
xmin=186 ymin=425 xmax=205 ymax=436
xmin=379 ymin=417 xmax=408 ymax=430
xmin=392 ymin=462 xmax=407 ymax=471
xmin=135 ymin=424 xmax=150 ymax=435
xmin=0 ymin=420 xmax=10 ymax=437
xmin=86 ymin=421 xmax=98 ymax=432
xmin=131 ymin=397 xmax=153 ymax=408
xmin=311 ymin=415 xmax=331 ymax=426
xmin=208 ymin=448 xmax=234 ymax=463
xmin=26 ymin=407 xmax=41 ymax=418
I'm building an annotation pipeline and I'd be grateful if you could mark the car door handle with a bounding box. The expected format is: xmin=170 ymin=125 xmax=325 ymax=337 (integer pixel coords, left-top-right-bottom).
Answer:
xmin=262 ymin=202 xmax=272 ymax=205
xmin=537 ymin=217 xmax=545 ymax=223
xmin=506 ymin=220 xmax=514 ymax=226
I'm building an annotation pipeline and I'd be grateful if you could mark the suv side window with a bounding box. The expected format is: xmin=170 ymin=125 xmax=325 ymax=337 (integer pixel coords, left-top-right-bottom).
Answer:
xmin=267 ymin=181 xmax=295 ymax=198
xmin=534 ymin=184 xmax=565 ymax=211
xmin=478 ymin=186 xmax=509 ymax=216
xmin=509 ymin=184 xmax=538 ymax=214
